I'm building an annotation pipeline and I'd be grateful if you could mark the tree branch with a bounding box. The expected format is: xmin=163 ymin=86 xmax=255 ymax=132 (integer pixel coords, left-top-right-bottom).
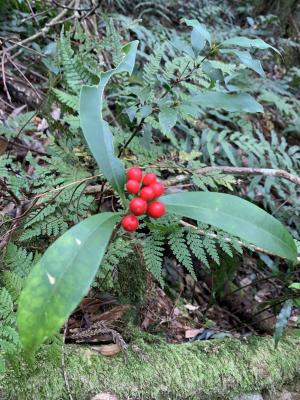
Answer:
xmin=164 ymin=166 xmax=300 ymax=187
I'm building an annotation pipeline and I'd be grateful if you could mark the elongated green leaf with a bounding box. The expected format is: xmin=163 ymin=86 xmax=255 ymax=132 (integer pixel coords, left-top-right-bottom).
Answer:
xmin=191 ymin=92 xmax=263 ymax=113
xmin=80 ymin=41 xmax=139 ymax=198
xmin=161 ymin=192 xmax=297 ymax=263
xmin=80 ymin=92 xmax=126 ymax=198
xmin=274 ymin=300 xmax=293 ymax=347
xmin=184 ymin=19 xmax=211 ymax=54
xmin=17 ymin=212 xmax=119 ymax=353
xmin=221 ymin=37 xmax=280 ymax=55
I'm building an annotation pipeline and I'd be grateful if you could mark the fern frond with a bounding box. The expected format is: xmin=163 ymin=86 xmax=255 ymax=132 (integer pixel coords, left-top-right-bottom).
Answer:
xmin=186 ymin=229 xmax=209 ymax=268
xmin=52 ymin=88 xmax=79 ymax=111
xmin=143 ymin=232 xmax=165 ymax=286
xmin=4 ymin=244 xmax=33 ymax=278
xmin=2 ymin=272 xmax=23 ymax=302
xmin=143 ymin=48 xmax=163 ymax=87
xmin=0 ymin=289 xmax=14 ymax=325
xmin=203 ymin=235 xmax=220 ymax=265
xmin=168 ymin=229 xmax=196 ymax=279
xmin=59 ymin=30 xmax=98 ymax=93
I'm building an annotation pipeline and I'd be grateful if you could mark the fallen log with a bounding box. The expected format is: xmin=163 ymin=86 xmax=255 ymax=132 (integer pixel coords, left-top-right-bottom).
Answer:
xmin=1 ymin=335 xmax=300 ymax=399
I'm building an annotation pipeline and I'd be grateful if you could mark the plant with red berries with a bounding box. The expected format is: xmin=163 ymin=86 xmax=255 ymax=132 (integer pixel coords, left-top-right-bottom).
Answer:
xmin=17 ymin=36 xmax=297 ymax=355
xmin=121 ymin=168 xmax=166 ymax=231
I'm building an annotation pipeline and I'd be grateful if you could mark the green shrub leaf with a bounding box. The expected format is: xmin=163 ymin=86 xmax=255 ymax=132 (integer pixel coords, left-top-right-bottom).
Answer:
xmin=17 ymin=212 xmax=119 ymax=353
xmin=184 ymin=19 xmax=211 ymax=54
xmin=80 ymin=40 xmax=139 ymax=198
xmin=289 ymin=283 xmax=300 ymax=290
xmin=159 ymin=108 xmax=178 ymax=134
xmin=191 ymin=92 xmax=263 ymax=113
xmin=221 ymin=37 xmax=281 ymax=55
xmin=161 ymin=192 xmax=297 ymax=263
xmin=221 ymin=49 xmax=265 ymax=77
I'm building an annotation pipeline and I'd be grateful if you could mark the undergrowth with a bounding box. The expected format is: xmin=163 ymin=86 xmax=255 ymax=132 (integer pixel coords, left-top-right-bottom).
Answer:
xmin=0 ymin=0 xmax=299 ymax=374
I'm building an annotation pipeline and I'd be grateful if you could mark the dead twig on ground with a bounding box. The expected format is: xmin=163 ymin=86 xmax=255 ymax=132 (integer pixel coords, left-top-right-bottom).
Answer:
xmin=164 ymin=166 xmax=300 ymax=187
xmin=0 ymin=0 xmax=75 ymax=56
xmin=62 ymin=322 xmax=74 ymax=400
xmin=1 ymin=51 xmax=12 ymax=103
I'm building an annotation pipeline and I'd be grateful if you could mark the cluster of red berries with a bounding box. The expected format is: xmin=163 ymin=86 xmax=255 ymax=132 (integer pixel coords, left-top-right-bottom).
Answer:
xmin=121 ymin=167 xmax=166 ymax=232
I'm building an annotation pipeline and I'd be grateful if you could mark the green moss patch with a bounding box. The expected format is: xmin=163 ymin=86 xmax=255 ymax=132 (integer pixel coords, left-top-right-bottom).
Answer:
xmin=1 ymin=335 xmax=300 ymax=399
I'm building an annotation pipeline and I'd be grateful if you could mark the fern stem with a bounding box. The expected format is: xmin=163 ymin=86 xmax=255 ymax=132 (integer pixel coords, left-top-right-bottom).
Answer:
xmin=118 ymin=120 xmax=144 ymax=157
xmin=180 ymin=220 xmax=300 ymax=262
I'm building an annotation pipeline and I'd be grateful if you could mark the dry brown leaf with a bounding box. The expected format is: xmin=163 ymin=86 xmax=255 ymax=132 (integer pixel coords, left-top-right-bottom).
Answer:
xmin=184 ymin=304 xmax=199 ymax=311
xmin=90 ymin=304 xmax=132 ymax=322
xmin=0 ymin=138 xmax=8 ymax=155
xmin=92 ymin=343 xmax=121 ymax=357
xmin=185 ymin=329 xmax=203 ymax=339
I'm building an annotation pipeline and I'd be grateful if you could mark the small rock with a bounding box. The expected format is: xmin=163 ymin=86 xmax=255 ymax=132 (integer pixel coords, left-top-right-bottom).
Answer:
xmin=233 ymin=394 xmax=263 ymax=400
xmin=273 ymin=390 xmax=300 ymax=400
xmin=91 ymin=393 xmax=118 ymax=400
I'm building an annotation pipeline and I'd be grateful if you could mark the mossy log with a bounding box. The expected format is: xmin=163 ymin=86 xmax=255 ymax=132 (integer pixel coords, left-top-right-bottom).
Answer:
xmin=1 ymin=336 xmax=300 ymax=399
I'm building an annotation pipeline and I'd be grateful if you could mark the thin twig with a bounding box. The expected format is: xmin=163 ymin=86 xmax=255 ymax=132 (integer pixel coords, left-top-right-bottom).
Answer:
xmin=51 ymin=0 xmax=97 ymax=12
xmin=118 ymin=120 xmax=144 ymax=157
xmin=21 ymin=7 xmax=55 ymax=23
xmin=0 ymin=0 xmax=75 ymax=55
xmin=62 ymin=322 xmax=74 ymax=400
xmin=1 ymin=51 xmax=12 ymax=102
xmin=25 ymin=0 xmax=40 ymax=26
xmin=0 ymin=96 xmax=14 ymax=109
xmin=4 ymin=138 xmax=47 ymax=156
xmin=0 ymin=36 xmax=45 ymax=57
xmin=0 ymin=179 xmax=20 ymax=205
xmin=6 ymin=53 xmax=42 ymax=99
xmin=9 ymin=60 xmax=48 ymax=81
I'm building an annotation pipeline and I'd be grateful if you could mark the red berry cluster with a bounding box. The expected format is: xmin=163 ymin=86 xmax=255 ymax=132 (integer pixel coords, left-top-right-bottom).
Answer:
xmin=121 ymin=167 xmax=166 ymax=232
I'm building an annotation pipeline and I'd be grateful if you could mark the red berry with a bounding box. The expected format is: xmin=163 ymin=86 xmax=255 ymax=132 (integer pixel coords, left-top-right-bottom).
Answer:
xmin=142 ymin=173 xmax=157 ymax=186
xmin=127 ymin=167 xmax=142 ymax=182
xmin=150 ymin=182 xmax=164 ymax=198
xmin=147 ymin=201 xmax=166 ymax=219
xmin=126 ymin=179 xmax=140 ymax=194
xmin=129 ymin=197 xmax=148 ymax=216
xmin=121 ymin=215 xmax=139 ymax=232
xmin=140 ymin=186 xmax=155 ymax=201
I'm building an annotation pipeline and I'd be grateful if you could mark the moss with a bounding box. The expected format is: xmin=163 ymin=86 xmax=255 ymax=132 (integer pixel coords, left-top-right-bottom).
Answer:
xmin=1 ymin=335 xmax=300 ymax=399
xmin=117 ymin=243 xmax=147 ymax=305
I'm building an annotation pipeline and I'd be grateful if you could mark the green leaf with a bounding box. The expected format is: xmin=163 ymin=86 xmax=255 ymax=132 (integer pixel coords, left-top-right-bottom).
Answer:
xmin=202 ymin=61 xmax=224 ymax=83
xmin=274 ymin=300 xmax=293 ymax=347
xmin=221 ymin=36 xmax=281 ymax=55
xmin=289 ymin=283 xmax=300 ymax=290
xmin=172 ymin=36 xmax=195 ymax=58
xmin=80 ymin=40 xmax=139 ymax=198
xmin=161 ymin=192 xmax=297 ymax=263
xmin=184 ymin=19 xmax=211 ymax=54
xmin=17 ymin=212 xmax=119 ymax=353
xmin=159 ymin=108 xmax=178 ymax=134
xmin=191 ymin=92 xmax=263 ymax=113
xmin=221 ymin=49 xmax=265 ymax=77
